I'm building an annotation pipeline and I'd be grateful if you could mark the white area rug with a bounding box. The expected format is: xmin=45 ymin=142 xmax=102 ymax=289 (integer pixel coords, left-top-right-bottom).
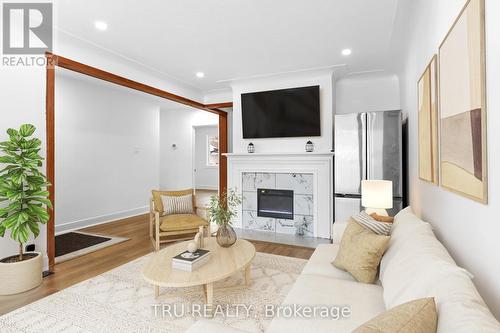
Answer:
xmin=0 ymin=252 xmax=306 ymax=333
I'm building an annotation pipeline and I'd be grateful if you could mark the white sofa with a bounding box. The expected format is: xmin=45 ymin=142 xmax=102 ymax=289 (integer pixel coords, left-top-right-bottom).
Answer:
xmin=187 ymin=207 xmax=500 ymax=332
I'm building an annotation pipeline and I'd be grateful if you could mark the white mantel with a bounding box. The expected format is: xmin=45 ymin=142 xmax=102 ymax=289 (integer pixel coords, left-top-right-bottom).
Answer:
xmin=225 ymin=152 xmax=334 ymax=239
xmin=224 ymin=152 xmax=334 ymax=157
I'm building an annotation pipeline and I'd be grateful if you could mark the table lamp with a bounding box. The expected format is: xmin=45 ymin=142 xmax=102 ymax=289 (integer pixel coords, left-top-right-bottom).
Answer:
xmin=361 ymin=180 xmax=393 ymax=216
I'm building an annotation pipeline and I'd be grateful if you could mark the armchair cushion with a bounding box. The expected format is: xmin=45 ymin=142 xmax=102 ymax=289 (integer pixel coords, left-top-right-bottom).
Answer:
xmin=159 ymin=214 xmax=209 ymax=232
xmin=152 ymin=189 xmax=195 ymax=215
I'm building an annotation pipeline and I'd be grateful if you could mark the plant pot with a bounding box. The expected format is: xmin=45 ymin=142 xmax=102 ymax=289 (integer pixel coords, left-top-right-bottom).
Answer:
xmin=216 ymin=224 xmax=237 ymax=247
xmin=0 ymin=252 xmax=42 ymax=295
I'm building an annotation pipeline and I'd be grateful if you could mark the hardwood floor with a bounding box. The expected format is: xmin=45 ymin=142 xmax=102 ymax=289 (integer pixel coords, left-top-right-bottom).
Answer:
xmin=0 ymin=213 xmax=313 ymax=315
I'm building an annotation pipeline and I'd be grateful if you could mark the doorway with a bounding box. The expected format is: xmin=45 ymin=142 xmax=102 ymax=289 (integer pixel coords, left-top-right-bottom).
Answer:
xmin=192 ymin=125 xmax=220 ymax=221
xmin=45 ymin=53 xmax=230 ymax=270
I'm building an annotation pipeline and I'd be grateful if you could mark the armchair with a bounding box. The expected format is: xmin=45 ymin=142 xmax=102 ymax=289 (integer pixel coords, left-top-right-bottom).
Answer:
xmin=150 ymin=189 xmax=209 ymax=251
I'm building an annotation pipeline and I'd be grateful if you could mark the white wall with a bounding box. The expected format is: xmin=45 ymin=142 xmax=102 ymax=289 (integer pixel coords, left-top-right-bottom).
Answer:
xmin=336 ymin=73 xmax=401 ymax=114
xmin=392 ymin=0 xmax=500 ymax=318
xmin=55 ymin=69 xmax=160 ymax=233
xmin=0 ymin=30 xmax=203 ymax=268
xmin=231 ymin=70 xmax=335 ymax=154
xmin=0 ymin=66 xmax=46 ymax=260
xmin=159 ymin=108 xmax=218 ymax=190
xmin=194 ymin=125 xmax=219 ymax=190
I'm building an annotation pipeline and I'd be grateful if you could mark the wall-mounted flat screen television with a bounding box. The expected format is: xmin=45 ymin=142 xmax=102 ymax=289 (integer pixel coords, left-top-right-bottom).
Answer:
xmin=241 ymin=85 xmax=320 ymax=138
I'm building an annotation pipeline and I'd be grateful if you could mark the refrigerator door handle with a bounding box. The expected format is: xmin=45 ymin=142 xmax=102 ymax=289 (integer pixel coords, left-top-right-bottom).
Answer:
xmin=361 ymin=113 xmax=367 ymax=181
xmin=365 ymin=112 xmax=371 ymax=180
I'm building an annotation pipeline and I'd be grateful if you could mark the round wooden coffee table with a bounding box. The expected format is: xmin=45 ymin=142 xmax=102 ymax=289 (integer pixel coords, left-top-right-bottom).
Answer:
xmin=142 ymin=237 xmax=256 ymax=309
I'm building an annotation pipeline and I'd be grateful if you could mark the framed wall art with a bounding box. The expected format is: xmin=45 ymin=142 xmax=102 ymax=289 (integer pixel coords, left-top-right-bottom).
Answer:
xmin=438 ymin=0 xmax=487 ymax=203
xmin=418 ymin=55 xmax=439 ymax=184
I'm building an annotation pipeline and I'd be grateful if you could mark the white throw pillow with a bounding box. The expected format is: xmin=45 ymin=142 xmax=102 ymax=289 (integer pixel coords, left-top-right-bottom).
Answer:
xmin=352 ymin=211 xmax=392 ymax=235
xmin=380 ymin=208 xmax=461 ymax=308
xmin=379 ymin=207 xmax=500 ymax=331
xmin=161 ymin=194 xmax=194 ymax=215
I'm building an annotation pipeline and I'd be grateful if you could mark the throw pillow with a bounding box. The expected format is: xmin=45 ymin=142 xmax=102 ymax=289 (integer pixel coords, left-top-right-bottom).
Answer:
xmin=332 ymin=218 xmax=390 ymax=283
xmin=161 ymin=194 xmax=194 ymax=215
xmin=370 ymin=213 xmax=394 ymax=223
xmin=352 ymin=211 xmax=392 ymax=235
xmin=353 ymin=297 xmax=437 ymax=333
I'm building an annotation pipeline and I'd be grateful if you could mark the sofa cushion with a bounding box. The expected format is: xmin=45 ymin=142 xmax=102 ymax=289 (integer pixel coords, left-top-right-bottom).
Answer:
xmin=266 ymin=274 xmax=386 ymax=333
xmin=380 ymin=207 xmax=460 ymax=307
xmin=301 ymin=244 xmax=358 ymax=281
xmin=333 ymin=219 xmax=390 ymax=283
xmin=159 ymin=214 xmax=208 ymax=232
xmin=353 ymin=297 xmax=437 ymax=333
xmin=381 ymin=207 xmax=500 ymax=332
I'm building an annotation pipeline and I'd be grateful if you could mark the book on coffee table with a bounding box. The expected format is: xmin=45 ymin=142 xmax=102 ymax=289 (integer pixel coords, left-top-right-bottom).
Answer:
xmin=172 ymin=249 xmax=210 ymax=272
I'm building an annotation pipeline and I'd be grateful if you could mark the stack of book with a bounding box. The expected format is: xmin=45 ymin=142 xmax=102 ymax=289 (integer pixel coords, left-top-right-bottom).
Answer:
xmin=171 ymin=249 xmax=210 ymax=272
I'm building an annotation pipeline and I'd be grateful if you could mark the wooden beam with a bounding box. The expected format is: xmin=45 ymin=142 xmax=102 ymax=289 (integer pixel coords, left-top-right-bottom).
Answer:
xmin=45 ymin=53 xmax=55 ymax=272
xmin=48 ymin=53 xmax=225 ymax=116
xmin=218 ymin=113 xmax=228 ymax=195
xmin=206 ymin=102 xmax=233 ymax=109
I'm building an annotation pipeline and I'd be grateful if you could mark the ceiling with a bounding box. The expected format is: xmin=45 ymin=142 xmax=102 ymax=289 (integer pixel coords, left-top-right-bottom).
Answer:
xmin=55 ymin=0 xmax=399 ymax=92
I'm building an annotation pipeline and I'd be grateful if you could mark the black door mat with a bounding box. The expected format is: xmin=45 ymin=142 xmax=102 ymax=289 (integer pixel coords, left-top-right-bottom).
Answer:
xmin=55 ymin=232 xmax=111 ymax=257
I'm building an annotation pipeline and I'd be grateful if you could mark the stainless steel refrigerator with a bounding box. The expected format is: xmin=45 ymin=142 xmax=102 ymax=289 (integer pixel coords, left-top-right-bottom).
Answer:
xmin=334 ymin=110 xmax=404 ymax=223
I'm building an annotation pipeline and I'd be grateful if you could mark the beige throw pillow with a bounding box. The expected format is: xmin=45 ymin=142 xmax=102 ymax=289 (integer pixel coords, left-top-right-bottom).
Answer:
xmin=353 ymin=297 xmax=437 ymax=333
xmin=161 ymin=194 xmax=194 ymax=215
xmin=332 ymin=218 xmax=390 ymax=283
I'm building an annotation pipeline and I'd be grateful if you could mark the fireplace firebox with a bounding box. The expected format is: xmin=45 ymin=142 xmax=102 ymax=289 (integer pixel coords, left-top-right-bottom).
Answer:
xmin=257 ymin=188 xmax=294 ymax=220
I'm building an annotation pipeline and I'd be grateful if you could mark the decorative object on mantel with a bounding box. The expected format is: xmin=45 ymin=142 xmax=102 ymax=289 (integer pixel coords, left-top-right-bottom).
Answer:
xmin=305 ymin=140 xmax=314 ymax=152
xmin=247 ymin=142 xmax=255 ymax=153
xmin=361 ymin=180 xmax=393 ymax=216
xmin=438 ymin=0 xmax=487 ymax=203
xmin=208 ymin=188 xmax=242 ymax=247
xmin=418 ymin=55 xmax=439 ymax=185
xmin=0 ymin=124 xmax=52 ymax=295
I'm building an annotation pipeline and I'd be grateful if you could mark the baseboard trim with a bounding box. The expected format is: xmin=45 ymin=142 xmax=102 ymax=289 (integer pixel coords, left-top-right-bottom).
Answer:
xmin=55 ymin=206 xmax=149 ymax=235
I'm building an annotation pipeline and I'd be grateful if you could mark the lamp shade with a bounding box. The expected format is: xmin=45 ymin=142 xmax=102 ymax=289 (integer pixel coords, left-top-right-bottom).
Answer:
xmin=361 ymin=180 xmax=393 ymax=209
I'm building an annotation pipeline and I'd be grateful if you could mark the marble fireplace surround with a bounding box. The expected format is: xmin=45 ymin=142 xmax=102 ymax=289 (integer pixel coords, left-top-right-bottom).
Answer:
xmin=242 ymin=172 xmax=314 ymax=237
xmin=224 ymin=152 xmax=334 ymax=239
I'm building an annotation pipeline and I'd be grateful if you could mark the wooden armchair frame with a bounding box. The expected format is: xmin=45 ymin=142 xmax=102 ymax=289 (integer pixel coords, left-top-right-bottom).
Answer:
xmin=149 ymin=190 xmax=209 ymax=251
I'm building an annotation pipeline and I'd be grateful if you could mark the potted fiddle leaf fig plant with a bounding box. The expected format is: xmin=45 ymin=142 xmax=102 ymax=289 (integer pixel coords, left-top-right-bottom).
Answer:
xmin=208 ymin=188 xmax=241 ymax=247
xmin=0 ymin=124 xmax=52 ymax=295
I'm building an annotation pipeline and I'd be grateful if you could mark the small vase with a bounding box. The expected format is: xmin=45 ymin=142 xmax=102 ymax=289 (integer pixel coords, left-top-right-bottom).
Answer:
xmin=216 ymin=224 xmax=237 ymax=247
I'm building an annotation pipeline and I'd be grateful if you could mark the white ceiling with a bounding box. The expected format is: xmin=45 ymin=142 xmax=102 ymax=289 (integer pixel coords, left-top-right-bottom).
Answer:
xmin=55 ymin=0 xmax=399 ymax=92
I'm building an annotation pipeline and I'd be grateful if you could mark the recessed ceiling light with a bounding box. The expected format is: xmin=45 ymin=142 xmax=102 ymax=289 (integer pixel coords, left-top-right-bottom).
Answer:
xmin=196 ymin=72 xmax=205 ymax=78
xmin=94 ymin=21 xmax=108 ymax=31
xmin=342 ymin=48 xmax=352 ymax=56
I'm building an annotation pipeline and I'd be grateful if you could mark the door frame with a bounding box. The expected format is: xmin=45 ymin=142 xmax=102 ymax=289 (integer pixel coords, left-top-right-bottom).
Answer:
xmin=192 ymin=124 xmax=220 ymax=192
xmin=45 ymin=53 xmax=230 ymax=271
